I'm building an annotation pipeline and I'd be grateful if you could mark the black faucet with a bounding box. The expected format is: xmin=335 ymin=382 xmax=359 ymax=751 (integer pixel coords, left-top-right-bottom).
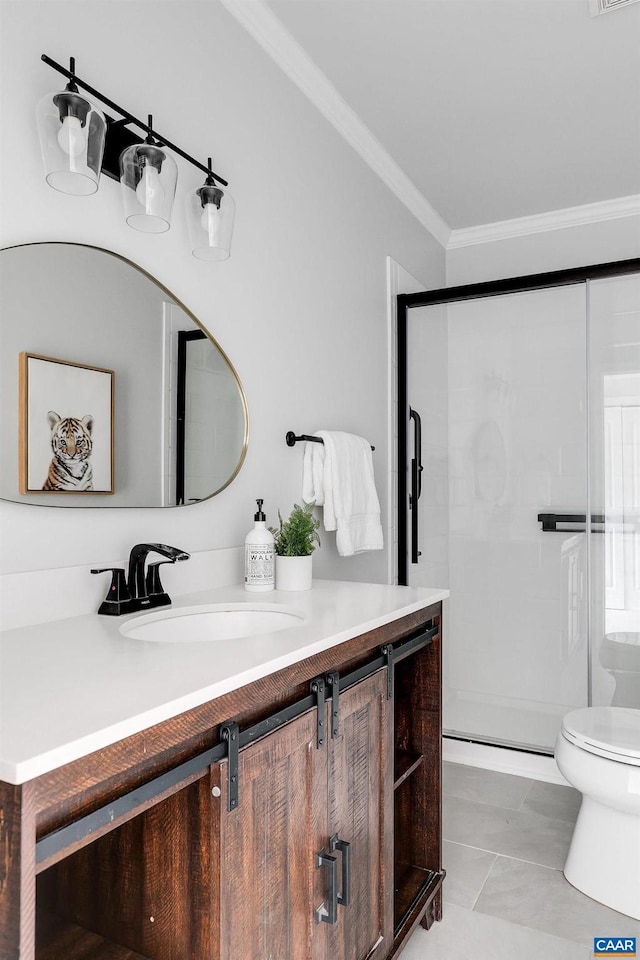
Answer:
xmin=128 ymin=543 xmax=190 ymax=608
xmin=92 ymin=543 xmax=189 ymax=616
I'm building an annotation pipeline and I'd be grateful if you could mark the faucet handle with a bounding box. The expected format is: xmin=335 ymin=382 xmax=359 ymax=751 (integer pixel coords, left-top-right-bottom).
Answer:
xmin=145 ymin=561 xmax=173 ymax=608
xmin=91 ymin=567 xmax=136 ymax=616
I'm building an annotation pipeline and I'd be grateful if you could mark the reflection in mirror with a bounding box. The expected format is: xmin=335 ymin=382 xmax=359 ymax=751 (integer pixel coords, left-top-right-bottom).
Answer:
xmin=176 ymin=330 xmax=247 ymax=505
xmin=0 ymin=243 xmax=248 ymax=508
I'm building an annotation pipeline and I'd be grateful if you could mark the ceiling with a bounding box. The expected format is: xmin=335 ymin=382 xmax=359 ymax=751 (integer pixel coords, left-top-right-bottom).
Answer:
xmin=262 ymin=0 xmax=640 ymax=234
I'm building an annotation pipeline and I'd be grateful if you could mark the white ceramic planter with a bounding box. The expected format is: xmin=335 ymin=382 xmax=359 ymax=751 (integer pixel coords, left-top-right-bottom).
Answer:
xmin=275 ymin=555 xmax=313 ymax=591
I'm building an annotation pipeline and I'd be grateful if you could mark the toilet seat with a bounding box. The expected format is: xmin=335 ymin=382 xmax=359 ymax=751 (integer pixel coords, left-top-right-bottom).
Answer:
xmin=561 ymin=707 xmax=640 ymax=766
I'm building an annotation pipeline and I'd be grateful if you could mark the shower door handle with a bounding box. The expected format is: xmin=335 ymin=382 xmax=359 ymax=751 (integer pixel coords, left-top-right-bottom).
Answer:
xmin=538 ymin=513 xmax=608 ymax=533
xmin=409 ymin=407 xmax=423 ymax=564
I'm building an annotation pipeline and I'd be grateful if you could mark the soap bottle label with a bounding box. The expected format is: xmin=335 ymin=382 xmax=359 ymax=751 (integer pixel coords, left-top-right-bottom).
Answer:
xmin=244 ymin=544 xmax=275 ymax=585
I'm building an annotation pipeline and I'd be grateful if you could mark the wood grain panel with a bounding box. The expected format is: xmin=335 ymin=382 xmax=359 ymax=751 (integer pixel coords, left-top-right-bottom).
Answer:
xmin=391 ymin=615 xmax=443 ymax=948
xmin=214 ymin=709 xmax=325 ymax=960
xmin=39 ymin=777 xmax=211 ymax=959
xmin=36 ymin=914 xmax=151 ymax=960
xmin=323 ymin=670 xmax=391 ymax=960
xmin=0 ymin=781 xmax=36 ymax=960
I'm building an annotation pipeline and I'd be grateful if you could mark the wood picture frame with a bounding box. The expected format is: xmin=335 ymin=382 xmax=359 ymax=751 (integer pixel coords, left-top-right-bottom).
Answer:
xmin=18 ymin=353 xmax=114 ymax=495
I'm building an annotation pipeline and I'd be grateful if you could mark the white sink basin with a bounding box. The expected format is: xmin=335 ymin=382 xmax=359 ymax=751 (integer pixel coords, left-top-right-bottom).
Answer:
xmin=120 ymin=603 xmax=305 ymax=644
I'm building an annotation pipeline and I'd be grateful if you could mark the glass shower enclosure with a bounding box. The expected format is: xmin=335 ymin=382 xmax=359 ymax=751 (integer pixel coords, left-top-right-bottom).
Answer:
xmin=398 ymin=262 xmax=640 ymax=753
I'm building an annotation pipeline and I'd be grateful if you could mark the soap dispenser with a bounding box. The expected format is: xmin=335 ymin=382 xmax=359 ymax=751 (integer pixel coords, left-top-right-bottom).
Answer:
xmin=244 ymin=499 xmax=275 ymax=592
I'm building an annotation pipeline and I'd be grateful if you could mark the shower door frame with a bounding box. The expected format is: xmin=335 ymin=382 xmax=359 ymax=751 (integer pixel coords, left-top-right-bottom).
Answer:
xmin=397 ymin=257 xmax=640 ymax=587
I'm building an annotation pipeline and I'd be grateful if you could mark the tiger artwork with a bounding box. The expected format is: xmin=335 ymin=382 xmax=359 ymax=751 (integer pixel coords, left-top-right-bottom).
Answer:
xmin=42 ymin=410 xmax=95 ymax=492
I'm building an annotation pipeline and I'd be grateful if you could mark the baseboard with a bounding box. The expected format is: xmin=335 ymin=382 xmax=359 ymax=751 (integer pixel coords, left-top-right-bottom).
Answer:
xmin=443 ymin=736 xmax=570 ymax=786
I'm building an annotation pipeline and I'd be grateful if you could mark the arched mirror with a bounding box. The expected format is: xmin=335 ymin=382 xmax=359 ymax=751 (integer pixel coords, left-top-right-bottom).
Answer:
xmin=0 ymin=243 xmax=248 ymax=507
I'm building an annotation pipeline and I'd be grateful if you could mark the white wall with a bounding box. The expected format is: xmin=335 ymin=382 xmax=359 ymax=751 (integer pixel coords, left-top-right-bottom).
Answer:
xmin=447 ymin=215 xmax=640 ymax=286
xmin=0 ymin=1 xmax=444 ymax=580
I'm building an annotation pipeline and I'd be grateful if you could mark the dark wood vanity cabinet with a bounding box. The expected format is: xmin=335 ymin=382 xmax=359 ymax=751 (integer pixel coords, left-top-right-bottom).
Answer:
xmin=0 ymin=602 xmax=443 ymax=960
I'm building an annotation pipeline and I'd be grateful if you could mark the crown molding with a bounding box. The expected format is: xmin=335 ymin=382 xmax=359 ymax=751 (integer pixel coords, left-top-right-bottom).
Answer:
xmin=220 ymin=1 xmax=638 ymax=254
xmin=219 ymin=0 xmax=451 ymax=248
xmin=589 ymin=0 xmax=640 ymax=16
xmin=448 ymin=195 xmax=640 ymax=249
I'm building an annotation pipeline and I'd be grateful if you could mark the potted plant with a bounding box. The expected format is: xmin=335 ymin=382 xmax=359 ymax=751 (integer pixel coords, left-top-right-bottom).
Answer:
xmin=270 ymin=501 xmax=320 ymax=591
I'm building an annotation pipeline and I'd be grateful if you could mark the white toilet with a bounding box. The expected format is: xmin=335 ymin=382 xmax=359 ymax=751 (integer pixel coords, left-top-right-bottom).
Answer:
xmin=555 ymin=706 xmax=640 ymax=921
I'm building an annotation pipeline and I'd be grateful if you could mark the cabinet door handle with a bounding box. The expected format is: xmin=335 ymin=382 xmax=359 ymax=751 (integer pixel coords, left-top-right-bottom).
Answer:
xmin=316 ymin=851 xmax=338 ymax=924
xmin=330 ymin=835 xmax=351 ymax=907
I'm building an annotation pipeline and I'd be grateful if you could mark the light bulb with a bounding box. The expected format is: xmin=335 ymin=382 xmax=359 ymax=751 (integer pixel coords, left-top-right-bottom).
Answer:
xmin=57 ymin=115 xmax=86 ymax=157
xmin=200 ymin=202 xmax=220 ymax=238
xmin=135 ymin=164 xmax=164 ymax=213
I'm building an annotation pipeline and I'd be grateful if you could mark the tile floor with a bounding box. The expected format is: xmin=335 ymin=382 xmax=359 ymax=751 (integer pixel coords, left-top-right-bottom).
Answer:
xmin=403 ymin=761 xmax=640 ymax=960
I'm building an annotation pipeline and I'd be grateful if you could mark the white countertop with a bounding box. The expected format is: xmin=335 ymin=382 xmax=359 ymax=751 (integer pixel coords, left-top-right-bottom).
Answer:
xmin=0 ymin=579 xmax=447 ymax=785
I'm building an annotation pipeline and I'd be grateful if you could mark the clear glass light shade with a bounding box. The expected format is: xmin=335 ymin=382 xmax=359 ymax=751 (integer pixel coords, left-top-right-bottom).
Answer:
xmin=119 ymin=143 xmax=177 ymax=233
xmin=187 ymin=185 xmax=235 ymax=261
xmin=36 ymin=89 xmax=106 ymax=196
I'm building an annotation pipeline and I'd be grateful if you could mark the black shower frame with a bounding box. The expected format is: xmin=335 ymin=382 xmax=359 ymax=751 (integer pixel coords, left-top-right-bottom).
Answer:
xmin=396 ymin=257 xmax=640 ymax=586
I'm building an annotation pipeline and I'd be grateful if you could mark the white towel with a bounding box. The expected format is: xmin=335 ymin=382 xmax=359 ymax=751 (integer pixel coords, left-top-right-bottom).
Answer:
xmin=302 ymin=436 xmax=327 ymax=511
xmin=302 ymin=431 xmax=383 ymax=557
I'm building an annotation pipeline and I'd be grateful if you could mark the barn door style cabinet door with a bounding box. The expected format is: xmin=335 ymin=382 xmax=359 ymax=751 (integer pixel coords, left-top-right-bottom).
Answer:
xmin=322 ymin=671 xmax=393 ymax=960
xmin=211 ymin=669 xmax=392 ymax=960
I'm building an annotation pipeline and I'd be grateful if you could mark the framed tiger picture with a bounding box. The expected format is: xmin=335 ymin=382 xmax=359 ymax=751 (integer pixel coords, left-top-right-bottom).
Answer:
xmin=18 ymin=353 xmax=114 ymax=495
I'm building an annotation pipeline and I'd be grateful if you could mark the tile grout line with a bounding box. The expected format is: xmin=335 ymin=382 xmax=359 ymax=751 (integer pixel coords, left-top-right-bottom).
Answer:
xmin=441 ymin=886 xmax=600 ymax=957
xmin=443 ymin=791 xmax=582 ymax=828
xmin=461 ymin=850 xmax=604 ymax=952
xmin=443 ymin=791 xmax=534 ymax=815
xmin=441 ymin=767 xmax=601 ymax=958
xmin=468 ymin=851 xmax=499 ymax=912
xmin=517 ymin=776 xmax=536 ymax=812
xmin=443 ymin=838 xmax=570 ymax=874
xmin=444 ymin=790 xmax=575 ymax=827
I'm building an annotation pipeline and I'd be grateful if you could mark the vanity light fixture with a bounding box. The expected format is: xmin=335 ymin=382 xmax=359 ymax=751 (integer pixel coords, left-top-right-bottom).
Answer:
xmin=37 ymin=55 xmax=234 ymax=256
xmin=120 ymin=116 xmax=178 ymax=234
xmin=188 ymin=158 xmax=235 ymax=261
xmin=36 ymin=57 xmax=107 ymax=196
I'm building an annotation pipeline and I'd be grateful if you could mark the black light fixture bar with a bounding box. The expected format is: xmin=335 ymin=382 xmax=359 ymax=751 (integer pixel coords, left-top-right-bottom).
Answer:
xmin=41 ymin=53 xmax=228 ymax=186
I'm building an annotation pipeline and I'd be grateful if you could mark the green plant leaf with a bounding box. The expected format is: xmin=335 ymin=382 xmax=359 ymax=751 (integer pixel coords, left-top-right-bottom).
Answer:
xmin=269 ymin=502 xmax=321 ymax=556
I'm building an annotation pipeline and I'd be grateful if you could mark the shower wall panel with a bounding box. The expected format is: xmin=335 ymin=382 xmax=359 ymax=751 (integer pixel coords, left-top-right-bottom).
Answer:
xmin=589 ymin=274 xmax=640 ymax=709
xmin=408 ymin=285 xmax=589 ymax=751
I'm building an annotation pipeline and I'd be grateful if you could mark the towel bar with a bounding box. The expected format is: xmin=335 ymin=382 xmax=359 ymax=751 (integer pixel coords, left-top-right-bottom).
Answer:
xmin=286 ymin=431 xmax=375 ymax=451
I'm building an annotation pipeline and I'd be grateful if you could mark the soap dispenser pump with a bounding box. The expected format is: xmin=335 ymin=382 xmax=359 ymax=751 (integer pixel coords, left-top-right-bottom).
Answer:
xmin=244 ymin=498 xmax=275 ymax=592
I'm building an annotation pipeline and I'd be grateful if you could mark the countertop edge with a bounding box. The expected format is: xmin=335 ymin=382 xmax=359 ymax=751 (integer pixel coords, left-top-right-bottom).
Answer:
xmin=1 ymin=581 xmax=448 ymax=785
